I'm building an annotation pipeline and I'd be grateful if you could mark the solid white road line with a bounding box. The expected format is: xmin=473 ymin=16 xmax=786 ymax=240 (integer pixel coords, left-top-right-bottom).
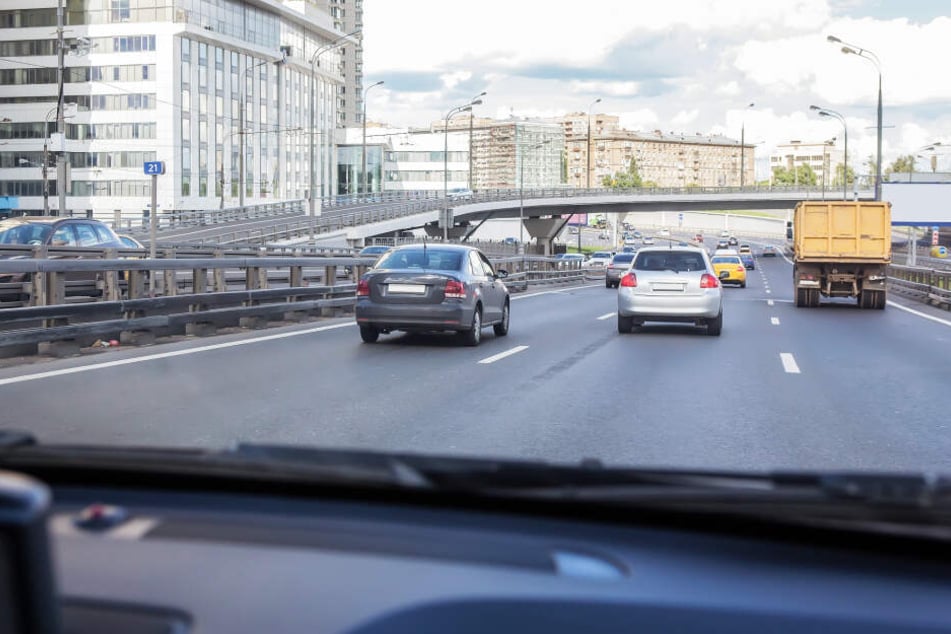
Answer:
xmin=780 ymin=352 xmax=801 ymax=374
xmin=0 ymin=322 xmax=356 ymax=388
xmin=478 ymin=345 xmax=530 ymax=365
xmin=771 ymin=317 xmax=780 ymax=325
xmin=886 ymin=301 xmax=951 ymax=328
xmin=597 ymin=312 xmax=616 ymax=320
xmin=766 ymin=289 xmax=772 ymax=294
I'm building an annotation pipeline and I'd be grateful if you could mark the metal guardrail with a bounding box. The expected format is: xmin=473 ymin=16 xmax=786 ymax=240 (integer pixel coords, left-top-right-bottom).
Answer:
xmin=888 ymin=264 xmax=951 ymax=309
xmin=119 ymin=200 xmax=306 ymax=235
xmin=0 ymin=254 xmax=583 ymax=354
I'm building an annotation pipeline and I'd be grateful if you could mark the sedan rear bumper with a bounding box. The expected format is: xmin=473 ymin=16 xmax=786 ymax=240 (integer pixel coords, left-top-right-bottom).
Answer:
xmin=356 ymin=300 xmax=472 ymax=332
xmin=618 ymin=290 xmax=721 ymax=320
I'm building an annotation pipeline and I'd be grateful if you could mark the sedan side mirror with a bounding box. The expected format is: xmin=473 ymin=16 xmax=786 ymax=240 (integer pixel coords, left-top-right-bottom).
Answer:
xmin=497 ymin=269 xmax=509 ymax=278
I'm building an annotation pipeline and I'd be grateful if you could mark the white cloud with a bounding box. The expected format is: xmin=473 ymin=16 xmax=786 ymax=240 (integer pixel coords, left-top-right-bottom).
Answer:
xmin=618 ymin=109 xmax=660 ymax=131
xmin=672 ymin=109 xmax=700 ymax=127
xmin=439 ymin=71 xmax=472 ymax=90
xmin=567 ymin=80 xmax=641 ymax=97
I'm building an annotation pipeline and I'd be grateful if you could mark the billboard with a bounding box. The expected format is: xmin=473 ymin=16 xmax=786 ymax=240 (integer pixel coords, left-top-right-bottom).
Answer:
xmin=882 ymin=183 xmax=951 ymax=226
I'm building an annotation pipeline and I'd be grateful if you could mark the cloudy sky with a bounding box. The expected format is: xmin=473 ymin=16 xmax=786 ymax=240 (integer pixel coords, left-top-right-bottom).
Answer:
xmin=361 ymin=0 xmax=951 ymax=176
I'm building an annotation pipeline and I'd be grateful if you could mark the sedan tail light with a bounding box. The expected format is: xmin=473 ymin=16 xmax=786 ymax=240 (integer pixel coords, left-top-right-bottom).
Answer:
xmin=737 ymin=266 xmax=746 ymax=272
xmin=619 ymin=272 xmax=637 ymax=287
xmin=356 ymin=279 xmax=370 ymax=297
xmin=444 ymin=279 xmax=466 ymax=298
xmin=700 ymin=273 xmax=719 ymax=288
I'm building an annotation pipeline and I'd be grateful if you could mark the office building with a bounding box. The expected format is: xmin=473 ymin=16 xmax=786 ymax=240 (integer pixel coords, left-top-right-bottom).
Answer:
xmin=0 ymin=0 xmax=347 ymax=221
xmin=313 ymin=0 xmax=362 ymax=127
xmin=770 ymin=140 xmax=845 ymax=188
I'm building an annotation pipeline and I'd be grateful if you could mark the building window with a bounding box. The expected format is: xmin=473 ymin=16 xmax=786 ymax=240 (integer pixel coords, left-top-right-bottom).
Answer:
xmin=110 ymin=0 xmax=130 ymax=22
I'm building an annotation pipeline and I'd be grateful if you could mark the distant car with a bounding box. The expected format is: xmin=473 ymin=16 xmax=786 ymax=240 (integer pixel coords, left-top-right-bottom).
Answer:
xmin=621 ymin=246 xmax=637 ymax=254
xmin=358 ymin=245 xmax=391 ymax=258
xmin=586 ymin=251 xmax=614 ymax=267
xmin=642 ymin=236 xmax=655 ymax=245
xmin=678 ymin=241 xmax=689 ymax=247
xmin=739 ymin=252 xmax=755 ymax=270
xmin=555 ymin=253 xmax=585 ymax=268
xmin=720 ymin=230 xmax=730 ymax=238
xmin=633 ymin=231 xmax=643 ymax=239
xmin=716 ymin=240 xmax=730 ymax=250
xmin=605 ymin=252 xmax=636 ymax=288
xmin=447 ymin=187 xmax=473 ymax=201
xmin=738 ymin=244 xmax=752 ymax=254
xmin=761 ymin=245 xmax=778 ymax=257
xmin=695 ymin=234 xmax=704 ymax=243
xmin=355 ymin=244 xmax=509 ymax=346
xmin=503 ymin=237 xmax=519 ymax=245
xmin=711 ymin=254 xmax=747 ymax=287
xmin=617 ymin=246 xmax=723 ymax=336
xmin=728 ymin=236 xmax=739 ymax=246
xmin=568 ymin=226 xmax=579 ymax=234
xmin=658 ymin=228 xmax=671 ymax=237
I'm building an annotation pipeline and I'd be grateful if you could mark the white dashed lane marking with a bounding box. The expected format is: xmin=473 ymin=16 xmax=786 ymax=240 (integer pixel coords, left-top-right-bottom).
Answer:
xmin=780 ymin=353 xmax=801 ymax=374
xmin=771 ymin=317 xmax=780 ymax=325
xmin=478 ymin=345 xmax=530 ymax=365
xmin=597 ymin=312 xmax=616 ymax=321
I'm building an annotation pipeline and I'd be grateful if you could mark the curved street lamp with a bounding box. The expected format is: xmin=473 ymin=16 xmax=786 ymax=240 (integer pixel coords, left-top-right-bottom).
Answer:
xmin=361 ymin=80 xmax=385 ymax=196
xmin=468 ymin=91 xmax=487 ymax=190
xmin=739 ymin=102 xmax=754 ymax=187
xmin=827 ymin=35 xmax=882 ymax=201
xmin=442 ymin=96 xmax=483 ymax=240
xmin=810 ymin=105 xmax=848 ymax=200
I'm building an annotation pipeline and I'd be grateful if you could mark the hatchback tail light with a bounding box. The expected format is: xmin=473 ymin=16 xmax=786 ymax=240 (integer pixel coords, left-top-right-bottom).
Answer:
xmin=737 ymin=266 xmax=745 ymax=272
xmin=357 ymin=279 xmax=370 ymax=297
xmin=619 ymin=272 xmax=637 ymax=287
xmin=700 ymin=273 xmax=719 ymax=288
xmin=444 ymin=279 xmax=466 ymax=298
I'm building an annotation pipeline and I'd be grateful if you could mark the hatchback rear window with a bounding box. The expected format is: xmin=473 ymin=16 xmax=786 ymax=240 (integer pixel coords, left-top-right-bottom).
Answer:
xmin=634 ymin=251 xmax=706 ymax=272
xmin=711 ymin=256 xmax=741 ymax=264
xmin=376 ymin=249 xmax=464 ymax=271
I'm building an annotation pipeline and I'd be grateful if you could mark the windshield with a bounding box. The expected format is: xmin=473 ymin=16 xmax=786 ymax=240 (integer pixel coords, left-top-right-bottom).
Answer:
xmin=0 ymin=0 xmax=948 ymax=490
xmin=0 ymin=221 xmax=52 ymax=245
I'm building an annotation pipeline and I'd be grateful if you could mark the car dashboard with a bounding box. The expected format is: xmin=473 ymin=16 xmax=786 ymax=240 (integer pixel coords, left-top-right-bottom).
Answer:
xmin=0 ymin=469 xmax=934 ymax=634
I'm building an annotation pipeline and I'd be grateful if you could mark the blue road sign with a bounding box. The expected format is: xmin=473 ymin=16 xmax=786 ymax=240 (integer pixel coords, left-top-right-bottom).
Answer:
xmin=143 ymin=161 xmax=165 ymax=175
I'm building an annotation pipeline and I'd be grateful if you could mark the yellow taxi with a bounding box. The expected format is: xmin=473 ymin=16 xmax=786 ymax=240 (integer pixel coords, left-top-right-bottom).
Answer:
xmin=710 ymin=252 xmax=747 ymax=287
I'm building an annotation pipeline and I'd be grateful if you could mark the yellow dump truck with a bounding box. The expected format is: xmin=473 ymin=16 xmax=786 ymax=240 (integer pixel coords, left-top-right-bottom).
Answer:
xmin=792 ymin=201 xmax=891 ymax=309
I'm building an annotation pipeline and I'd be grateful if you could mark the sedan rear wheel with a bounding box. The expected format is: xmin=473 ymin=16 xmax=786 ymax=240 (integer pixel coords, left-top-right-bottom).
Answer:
xmin=617 ymin=314 xmax=634 ymax=334
xmin=493 ymin=301 xmax=510 ymax=336
xmin=359 ymin=325 xmax=380 ymax=343
xmin=461 ymin=308 xmax=482 ymax=346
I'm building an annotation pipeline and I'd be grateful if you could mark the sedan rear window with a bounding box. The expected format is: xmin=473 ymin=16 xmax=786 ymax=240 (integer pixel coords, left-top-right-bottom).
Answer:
xmin=634 ymin=251 xmax=706 ymax=272
xmin=611 ymin=254 xmax=635 ymax=263
xmin=375 ymin=249 xmax=464 ymax=271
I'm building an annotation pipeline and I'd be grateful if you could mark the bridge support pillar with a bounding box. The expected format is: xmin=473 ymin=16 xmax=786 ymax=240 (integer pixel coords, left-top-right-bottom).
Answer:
xmin=523 ymin=218 xmax=564 ymax=255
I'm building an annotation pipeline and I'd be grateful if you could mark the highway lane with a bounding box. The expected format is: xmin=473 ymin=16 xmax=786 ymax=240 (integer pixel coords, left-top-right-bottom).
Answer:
xmin=1 ymin=255 xmax=951 ymax=472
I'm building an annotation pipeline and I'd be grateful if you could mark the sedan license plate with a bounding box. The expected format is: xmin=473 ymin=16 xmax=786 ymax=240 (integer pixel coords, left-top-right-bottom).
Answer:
xmin=388 ymin=283 xmax=426 ymax=294
xmin=651 ymin=282 xmax=685 ymax=292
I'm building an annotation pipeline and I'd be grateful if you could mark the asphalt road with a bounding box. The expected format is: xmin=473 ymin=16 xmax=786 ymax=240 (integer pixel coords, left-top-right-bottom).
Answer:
xmin=2 ymin=251 xmax=951 ymax=473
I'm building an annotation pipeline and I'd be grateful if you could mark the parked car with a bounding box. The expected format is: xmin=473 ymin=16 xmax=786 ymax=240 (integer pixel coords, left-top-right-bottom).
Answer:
xmin=605 ymin=252 xmax=636 ymax=288
xmin=355 ymin=244 xmax=509 ymax=346
xmin=616 ymin=246 xmax=723 ymax=336
xmin=711 ymin=254 xmax=747 ymax=287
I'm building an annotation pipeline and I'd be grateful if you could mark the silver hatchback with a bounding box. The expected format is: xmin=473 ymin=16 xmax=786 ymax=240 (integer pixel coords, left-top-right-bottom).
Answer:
xmin=616 ymin=246 xmax=723 ymax=336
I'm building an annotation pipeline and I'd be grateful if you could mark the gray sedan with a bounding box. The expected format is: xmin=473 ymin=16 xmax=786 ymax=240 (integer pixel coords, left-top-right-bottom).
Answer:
xmin=616 ymin=246 xmax=723 ymax=336
xmin=355 ymin=244 xmax=510 ymax=346
xmin=605 ymin=252 xmax=636 ymax=288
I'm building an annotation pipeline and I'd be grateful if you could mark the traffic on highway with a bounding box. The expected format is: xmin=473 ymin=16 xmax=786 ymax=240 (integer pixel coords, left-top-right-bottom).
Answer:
xmin=1 ymin=2 xmax=950 ymax=633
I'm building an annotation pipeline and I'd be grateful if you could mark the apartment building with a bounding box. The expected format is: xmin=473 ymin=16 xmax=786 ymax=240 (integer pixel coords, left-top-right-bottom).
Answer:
xmin=313 ymin=0 xmax=362 ymax=127
xmin=0 ymin=0 xmax=346 ymax=220
xmin=558 ymin=113 xmax=754 ymax=188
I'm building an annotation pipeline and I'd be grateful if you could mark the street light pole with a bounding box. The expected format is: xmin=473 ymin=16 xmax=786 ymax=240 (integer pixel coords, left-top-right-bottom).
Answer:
xmin=811 ymin=105 xmax=848 ymax=200
xmin=361 ymin=80 xmax=384 ymax=197
xmin=586 ymin=97 xmax=601 ymax=190
xmin=55 ymin=0 xmax=66 ymax=216
xmin=467 ymin=91 xmax=486 ymax=191
xmin=309 ymin=30 xmax=361 ymax=233
xmin=828 ymin=35 xmax=882 ymax=200
xmin=442 ymin=97 xmax=482 ymax=241
xmin=739 ymin=102 xmax=754 ymax=187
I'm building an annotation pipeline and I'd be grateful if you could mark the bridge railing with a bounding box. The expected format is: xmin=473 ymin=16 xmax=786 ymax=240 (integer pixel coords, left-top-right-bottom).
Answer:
xmin=888 ymin=264 xmax=951 ymax=308
xmin=120 ymin=199 xmax=307 ymax=235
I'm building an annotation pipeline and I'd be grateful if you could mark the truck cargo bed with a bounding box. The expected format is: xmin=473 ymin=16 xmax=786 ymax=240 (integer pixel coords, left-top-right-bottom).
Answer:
xmin=794 ymin=201 xmax=891 ymax=263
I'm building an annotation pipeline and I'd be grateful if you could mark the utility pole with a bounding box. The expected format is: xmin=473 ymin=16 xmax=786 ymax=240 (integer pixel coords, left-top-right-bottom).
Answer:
xmin=55 ymin=0 xmax=66 ymax=216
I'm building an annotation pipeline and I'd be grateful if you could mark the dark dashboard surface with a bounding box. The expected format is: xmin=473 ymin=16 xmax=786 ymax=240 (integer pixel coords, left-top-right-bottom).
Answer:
xmin=44 ymin=484 xmax=951 ymax=633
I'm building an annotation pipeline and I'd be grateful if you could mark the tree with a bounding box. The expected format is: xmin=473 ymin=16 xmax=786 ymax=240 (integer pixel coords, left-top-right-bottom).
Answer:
xmin=602 ymin=157 xmax=643 ymax=188
xmin=771 ymin=164 xmax=817 ymax=186
xmin=864 ymin=154 xmax=878 ymax=179
xmin=832 ymin=163 xmax=855 ymax=187
xmin=885 ymin=154 xmax=915 ymax=180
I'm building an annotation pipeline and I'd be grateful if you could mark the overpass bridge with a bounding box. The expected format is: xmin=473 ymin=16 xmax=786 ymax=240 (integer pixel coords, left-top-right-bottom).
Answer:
xmin=136 ymin=186 xmax=873 ymax=249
